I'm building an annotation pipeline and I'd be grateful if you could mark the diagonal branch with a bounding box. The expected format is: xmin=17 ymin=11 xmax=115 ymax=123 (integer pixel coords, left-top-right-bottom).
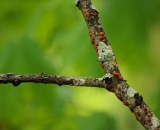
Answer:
xmin=76 ymin=0 xmax=160 ymax=129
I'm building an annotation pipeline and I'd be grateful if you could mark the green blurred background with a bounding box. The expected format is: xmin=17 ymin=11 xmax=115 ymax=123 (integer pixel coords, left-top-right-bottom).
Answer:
xmin=0 ymin=0 xmax=160 ymax=130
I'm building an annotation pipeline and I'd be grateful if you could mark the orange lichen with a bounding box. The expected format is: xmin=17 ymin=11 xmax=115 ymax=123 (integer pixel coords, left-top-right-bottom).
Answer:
xmin=93 ymin=44 xmax=97 ymax=51
xmin=99 ymin=35 xmax=103 ymax=39
xmin=129 ymin=106 xmax=133 ymax=112
xmin=118 ymin=76 xmax=123 ymax=80
xmin=85 ymin=12 xmax=89 ymax=18
xmin=115 ymin=93 xmax=121 ymax=100
xmin=102 ymin=39 xmax=106 ymax=42
xmin=140 ymin=118 xmax=144 ymax=122
xmin=109 ymin=88 xmax=115 ymax=92
xmin=100 ymin=62 xmax=104 ymax=68
xmin=147 ymin=118 xmax=151 ymax=122
xmin=113 ymin=64 xmax=117 ymax=67
xmin=136 ymin=110 xmax=141 ymax=115
xmin=117 ymin=86 xmax=121 ymax=91
xmin=91 ymin=36 xmax=94 ymax=43
xmin=123 ymin=100 xmax=128 ymax=106
xmin=99 ymin=32 xmax=105 ymax=36
xmin=144 ymin=111 xmax=148 ymax=115
xmin=113 ymin=71 xmax=120 ymax=77
xmin=85 ymin=12 xmax=90 ymax=17
xmin=92 ymin=12 xmax=97 ymax=16
xmin=143 ymin=108 xmax=147 ymax=112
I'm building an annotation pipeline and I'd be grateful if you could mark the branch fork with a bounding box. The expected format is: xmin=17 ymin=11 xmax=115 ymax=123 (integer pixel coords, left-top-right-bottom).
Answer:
xmin=0 ymin=0 xmax=159 ymax=129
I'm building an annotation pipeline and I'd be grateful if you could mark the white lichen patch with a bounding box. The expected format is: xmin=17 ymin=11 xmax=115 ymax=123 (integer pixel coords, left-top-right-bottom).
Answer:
xmin=75 ymin=0 xmax=80 ymax=6
xmin=98 ymin=73 xmax=113 ymax=81
xmin=66 ymin=77 xmax=72 ymax=81
xmin=73 ymin=78 xmax=85 ymax=86
xmin=90 ymin=5 xmax=99 ymax=12
xmin=79 ymin=78 xmax=85 ymax=85
xmin=128 ymin=97 xmax=135 ymax=106
xmin=103 ymin=61 xmax=114 ymax=70
xmin=151 ymin=116 xmax=160 ymax=129
xmin=97 ymin=42 xmax=114 ymax=62
xmin=127 ymin=87 xmax=136 ymax=97
xmin=104 ymin=73 xmax=113 ymax=78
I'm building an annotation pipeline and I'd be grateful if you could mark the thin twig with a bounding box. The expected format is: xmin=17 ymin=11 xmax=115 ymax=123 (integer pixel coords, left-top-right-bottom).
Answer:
xmin=76 ymin=0 xmax=160 ymax=129
xmin=0 ymin=73 xmax=106 ymax=88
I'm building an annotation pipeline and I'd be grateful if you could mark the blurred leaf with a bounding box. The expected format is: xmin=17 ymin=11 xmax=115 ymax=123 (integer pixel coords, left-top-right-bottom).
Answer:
xmin=0 ymin=38 xmax=75 ymax=129
xmin=76 ymin=112 xmax=117 ymax=130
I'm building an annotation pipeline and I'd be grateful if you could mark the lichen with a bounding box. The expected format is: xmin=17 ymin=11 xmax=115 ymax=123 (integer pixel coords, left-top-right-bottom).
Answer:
xmin=75 ymin=0 xmax=80 ymax=7
xmin=97 ymin=42 xmax=114 ymax=62
xmin=90 ymin=5 xmax=99 ymax=12
xmin=98 ymin=73 xmax=113 ymax=81
xmin=127 ymin=87 xmax=136 ymax=97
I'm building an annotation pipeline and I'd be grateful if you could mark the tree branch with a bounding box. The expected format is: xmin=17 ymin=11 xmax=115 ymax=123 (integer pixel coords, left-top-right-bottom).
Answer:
xmin=0 ymin=0 xmax=159 ymax=129
xmin=76 ymin=0 xmax=160 ymax=129
xmin=0 ymin=73 xmax=106 ymax=88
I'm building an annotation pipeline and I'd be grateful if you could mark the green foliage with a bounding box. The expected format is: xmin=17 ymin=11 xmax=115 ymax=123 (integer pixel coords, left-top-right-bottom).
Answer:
xmin=77 ymin=112 xmax=117 ymax=130
xmin=0 ymin=0 xmax=160 ymax=130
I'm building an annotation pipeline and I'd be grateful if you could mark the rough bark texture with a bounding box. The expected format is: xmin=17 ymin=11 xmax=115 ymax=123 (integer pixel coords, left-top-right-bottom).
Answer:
xmin=0 ymin=73 xmax=106 ymax=88
xmin=76 ymin=0 xmax=160 ymax=129
xmin=0 ymin=0 xmax=159 ymax=130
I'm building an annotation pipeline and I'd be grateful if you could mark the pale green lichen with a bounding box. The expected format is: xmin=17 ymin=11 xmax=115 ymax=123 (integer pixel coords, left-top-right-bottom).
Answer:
xmin=127 ymin=87 xmax=136 ymax=97
xmin=74 ymin=78 xmax=85 ymax=86
xmin=98 ymin=73 xmax=113 ymax=81
xmin=97 ymin=42 xmax=114 ymax=62
xmin=75 ymin=0 xmax=80 ymax=6
xmin=90 ymin=5 xmax=99 ymax=12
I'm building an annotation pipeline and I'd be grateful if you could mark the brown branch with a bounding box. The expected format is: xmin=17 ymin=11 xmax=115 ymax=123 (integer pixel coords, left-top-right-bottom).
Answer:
xmin=76 ymin=0 xmax=160 ymax=129
xmin=0 ymin=73 xmax=106 ymax=88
